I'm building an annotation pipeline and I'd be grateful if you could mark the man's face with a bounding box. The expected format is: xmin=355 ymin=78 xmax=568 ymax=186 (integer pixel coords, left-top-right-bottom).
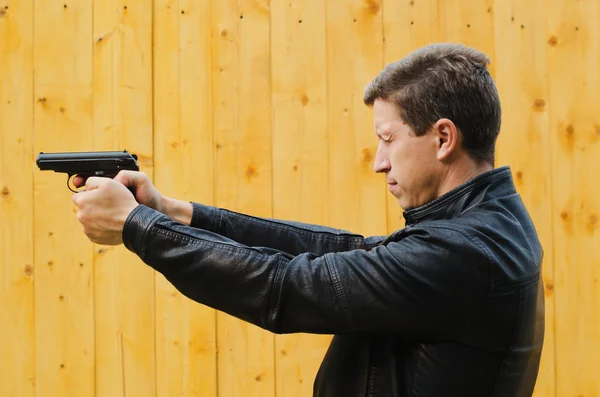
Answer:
xmin=372 ymin=98 xmax=442 ymax=210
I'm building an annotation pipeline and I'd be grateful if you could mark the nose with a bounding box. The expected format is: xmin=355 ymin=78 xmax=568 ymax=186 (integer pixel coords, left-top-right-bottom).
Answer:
xmin=373 ymin=143 xmax=390 ymax=173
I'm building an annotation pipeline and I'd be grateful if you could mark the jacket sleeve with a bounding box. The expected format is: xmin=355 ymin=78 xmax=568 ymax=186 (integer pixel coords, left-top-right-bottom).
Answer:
xmin=188 ymin=202 xmax=385 ymax=256
xmin=124 ymin=205 xmax=489 ymax=337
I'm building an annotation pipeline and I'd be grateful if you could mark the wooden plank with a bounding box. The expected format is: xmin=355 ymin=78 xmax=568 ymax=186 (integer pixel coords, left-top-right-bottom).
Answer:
xmin=270 ymin=0 xmax=332 ymax=395
xmin=0 ymin=0 xmax=35 ymax=396
xmin=492 ymin=1 xmax=555 ymax=395
xmin=438 ymin=0 xmax=495 ymax=75
xmin=153 ymin=0 xmax=218 ymax=396
xmin=212 ymin=0 xmax=275 ymax=396
xmin=326 ymin=0 xmax=387 ymax=236
xmin=32 ymin=1 xmax=95 ymax=396
xmin=92 ymin=0 xmax=155 ymax=396
xmin=381 ymin=0 xmax=440 ymax=232
xmin=546 ymin=0 xmax=600 ymax=395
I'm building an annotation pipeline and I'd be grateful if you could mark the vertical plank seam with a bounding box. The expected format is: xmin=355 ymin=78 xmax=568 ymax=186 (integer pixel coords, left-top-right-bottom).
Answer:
xmin=210 ymin=0 xmax=220 ymax=395
xmin=151 ymin=0 xmax=158 ymax=396
xmin=540 ymin=0 xmax=557 ymax=394
xmin=31 ymin=0 xmax=37 ymax=396
xmin=90 ymin=1 xmax=99 ymax=395
xmin=268 ymin=1 xmax=277 ymax=394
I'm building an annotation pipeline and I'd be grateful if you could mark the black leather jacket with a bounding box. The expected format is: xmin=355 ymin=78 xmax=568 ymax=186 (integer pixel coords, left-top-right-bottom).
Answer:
xmin=123 ymin=166 xmax=544 ymax=396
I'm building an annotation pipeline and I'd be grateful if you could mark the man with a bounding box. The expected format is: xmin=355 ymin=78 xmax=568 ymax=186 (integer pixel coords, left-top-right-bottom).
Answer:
xmin=73 ymin=43 xmax=545 ymax=396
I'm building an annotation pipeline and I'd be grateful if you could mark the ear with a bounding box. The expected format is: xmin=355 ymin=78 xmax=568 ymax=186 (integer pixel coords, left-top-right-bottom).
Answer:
xmin=433 ymin=118 xmax=459 ymax=161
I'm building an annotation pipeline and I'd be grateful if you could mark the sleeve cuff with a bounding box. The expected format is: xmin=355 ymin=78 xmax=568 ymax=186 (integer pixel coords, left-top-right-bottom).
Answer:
xmin=190 ymin=202 xmax=221 ymax=232
xmin=122 ymin=204 xmax=165 ymax=260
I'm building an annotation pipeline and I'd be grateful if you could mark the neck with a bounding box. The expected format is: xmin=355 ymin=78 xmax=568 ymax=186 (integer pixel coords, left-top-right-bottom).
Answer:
xmin=437 ymin=155 xmax=494 ymax=198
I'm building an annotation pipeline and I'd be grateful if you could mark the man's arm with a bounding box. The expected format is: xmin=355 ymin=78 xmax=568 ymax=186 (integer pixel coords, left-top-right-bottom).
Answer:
xmin=162 ymin=197 xmax=385 ymax=257
xmin=124 ymin=205 xmax=488 ymax=337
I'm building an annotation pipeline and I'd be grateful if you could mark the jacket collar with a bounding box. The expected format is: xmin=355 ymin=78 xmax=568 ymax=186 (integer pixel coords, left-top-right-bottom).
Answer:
xmin=403 ymin=166 xmax=515 ymax=225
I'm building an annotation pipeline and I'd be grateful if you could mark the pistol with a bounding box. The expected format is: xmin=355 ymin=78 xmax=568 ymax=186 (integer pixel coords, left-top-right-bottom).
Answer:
xmin=36 ymin=150 xmax=140 ymax=192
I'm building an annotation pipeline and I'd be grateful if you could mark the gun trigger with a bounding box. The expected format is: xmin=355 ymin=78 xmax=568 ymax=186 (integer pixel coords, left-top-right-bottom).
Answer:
xmin=67 ymin=175 xmax=78 ymax=193
xmin=68 ymin=174 xmax=86 ymax=193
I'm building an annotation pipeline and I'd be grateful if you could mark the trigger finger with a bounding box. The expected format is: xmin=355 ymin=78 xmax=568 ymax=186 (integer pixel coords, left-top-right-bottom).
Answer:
xmin=73 ymin=175 xmax=86 ymax=187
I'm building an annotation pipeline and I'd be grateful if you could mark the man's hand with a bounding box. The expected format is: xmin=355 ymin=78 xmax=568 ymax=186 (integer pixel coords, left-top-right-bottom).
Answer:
xmin=74 ymin=170 xmax=193 ymax=226
xmin=72 ymin=177 xmax=140 ymax=245
xmin=74 ymin=171 xmax=165 ymax=212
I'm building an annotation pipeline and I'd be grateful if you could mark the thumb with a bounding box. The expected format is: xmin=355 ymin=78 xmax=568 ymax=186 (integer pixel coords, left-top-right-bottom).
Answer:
xmin=114 ymin=170 xmax=141 ymax=187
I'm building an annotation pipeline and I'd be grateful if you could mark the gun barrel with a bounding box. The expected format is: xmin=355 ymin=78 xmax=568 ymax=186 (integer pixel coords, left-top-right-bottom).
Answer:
xmin=36 ymin=150 xmax=140 ymax=174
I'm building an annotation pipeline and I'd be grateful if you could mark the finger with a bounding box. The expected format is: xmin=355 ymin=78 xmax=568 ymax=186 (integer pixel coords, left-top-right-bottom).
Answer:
xmin=72 ymin=193 xmax=82 ymax=207
xmin=113 ymin=170 xmax=141 ymax=187
xmin=73 ymin=175 xmax=85 ymax=187
xmin=85 ymin=176 xmax=109 ymax=190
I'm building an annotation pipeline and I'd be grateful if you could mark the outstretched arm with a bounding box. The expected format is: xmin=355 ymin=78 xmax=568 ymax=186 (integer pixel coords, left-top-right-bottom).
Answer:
xmin=123 ymin=204 xmax=488 ymax=337
xmin=185 ymin=201 xmax=385 ymax=256
xmin=112 ymin=171 xmax=386 ymax=256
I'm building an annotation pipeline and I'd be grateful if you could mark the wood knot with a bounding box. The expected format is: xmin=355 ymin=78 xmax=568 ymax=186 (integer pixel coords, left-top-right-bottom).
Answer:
xmin=292 ymin=165 xmax=298 ymax=171
xmin=361 ymin=148 xmax=373 ymax=163
xmin=38 ymin=97 xmax=47 ymax=104
xmin=560 ymin=211 xmax=570 ymax=221
xmin=544 ymin=283 xmax=554 ymax=296
xmin=60 ymin=363 xmax=65 ymax=369
xmin=515 ymin=170 xmax=524 ymax=184
xmin=409 ymin=0 xmax=414 ymax=5
xmin=59 ymin=106 xmax=66 ymax=114
xmin=301 ymin=95 xmax=309 ymax=106
xmin=23 ymin=264 xmax=33 ymax=277
xmin=548 ymin=35 xmax=558 ymax=46
xmin=532 ymin=98 xmax=546 ymax=112
xmin=365 ymin=0 xmax=380 ymax=14
xmin=215 ymin=143 xmax=222 ymax=150
xmin=221 ymin=29 xmax=228 ymax=37
xmin=255 ymin=374 xmax=262 ymax=382
xmin=59 ymin=294 xmax=64 ymax=301
xmin=1 ymin=186 xmax=9 ymax=197
xmin=565 ymin=124 xmax=574 ymax=136
xmin=0 ymin=8 xmax=7 ymax=17
xmin=280 ymin=349 xmax=288 ymax=356
xmin=48 ymin=260 xmax=54 ymax=266
xmin=246 ymin=164 xmax=258 ymax=180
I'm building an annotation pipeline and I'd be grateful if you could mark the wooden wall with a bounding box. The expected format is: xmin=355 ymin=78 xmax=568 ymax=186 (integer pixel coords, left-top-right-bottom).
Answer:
xmin=0 ymin=0 xmax=598 ymax=396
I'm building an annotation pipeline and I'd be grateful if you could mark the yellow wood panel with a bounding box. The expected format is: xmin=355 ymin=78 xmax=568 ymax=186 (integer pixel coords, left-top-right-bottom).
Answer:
xmin=153 ymin=0 xmax=218 ymax=395
xmin=92 ymin=0 xmax=155 ymax=396
xmin=492 ymin=1 xmax=556 ymax=395
xmin=547 ymin=0 xmax=600 ymax=395
xmin=0 ymin=1 xmax=35 ymax=396
xmin=270 ymin=0 xmax=332 ymax=396
xmin=3 ymin=1 xmax=600 ymax=396
xmin=32 ymin=1 xmax=95 ymax=396
xmin=326 ymin=0 xmax=387 ymax=236
xmin=212 ymin=0 xmax=275 ymax=396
